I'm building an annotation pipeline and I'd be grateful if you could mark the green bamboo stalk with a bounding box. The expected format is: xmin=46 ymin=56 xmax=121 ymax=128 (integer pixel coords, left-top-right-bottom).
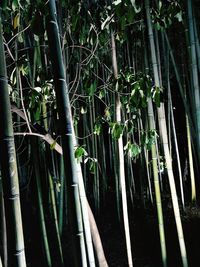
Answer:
xmin=0 ymin=16 xmax=26 ymax=267
xmin=89 ymin=98 xmax=100 ymax=213
xmin=45 ymin=1 xmax=87 ymax=265
xmin=75 ymin=166 xmax=96 ymax=267
xmin=112 ymin=136 xmax=121 ymax=222
xmin=99 ymin=135 xmax=107 ymax=205
xmin=0 ymin=177 xmax=7 ymax=267
xmin=48 ymin=172 xmax=64 ymax=266
xmin=144 ymin=149 xmax=153 ymax=203
xmin=145 ymin=1 xmax=188 ymax=266
xmin=87 ymin=200 xmax=108 ymax=267
xmin=164 ymin=29 xmax=197 ymax=181
xmin=187 ymin=0 xmax=200 ymax=151
xmin=186 ymin=115 xmax=196 ymax=202
xmin=147 ymin=100 xmax=167 ymax=267
xmin=71 ymin=126 xmax=106 ymax=267
xmin=31 ymin=139 xmax=52 ymax=267
xmin=58 ymin=156 xmax=65 ymax=236
xmin=111 ymin=32 xmax=133 ymax=267
xmin=167 ymin=71 xmax=185 ymax=210
xmin=193 ymin=16 xmax=200 ymax=74
xmin=165 ymin=31 xmax=197 ymax=204
xmin=139 ymin=117 xmax=154 ymax=205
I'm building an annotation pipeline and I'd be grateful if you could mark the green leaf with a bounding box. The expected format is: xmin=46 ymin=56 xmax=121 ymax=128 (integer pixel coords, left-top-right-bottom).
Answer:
xmin=129 ymin=143 xmax=141 ymax=158
xmin=12 ymin=0 xmax=18 ymax=11
xmin=86 ymin=81 xmax=96 ymax=96
xmin=111 ymin=122 xmax=123 ymax=139
xmin=152 ymin=86 xmax=161 ymax=107
xmin=94 ymin=122 xmax=102 ymax=135
xmin=104 ymin=108 xmax=111 ymax=121
xmin=142 ymin=130 xmax=158 ymax=150
xmin=99 ymin=88 xmax=106 ymax=99
xmin=33 ymin=105 xmax=41 ymax=121
xmin=89 ymin=160 xmax=97 ymax=174
xmin=125 ymin=120 xmax=134 ymax=133
xmin=75 ymin=146 xmax=88 ymax=163
xmin=175 ymin=11 xmax=182 ymax=22
xmin=124 ymin=141 xmax=141 ymax=158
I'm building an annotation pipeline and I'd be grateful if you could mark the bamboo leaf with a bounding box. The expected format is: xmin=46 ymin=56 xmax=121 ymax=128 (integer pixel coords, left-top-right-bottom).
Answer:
xmin=111 ymin=122 xmax=124 ymax=139
xmin=13 ymin=13 xmax=20 ymax=29
xmin=75 ymin=146 xmax=88 ymax=163
xmin=12 ymin=0 xmax=18 ymax=11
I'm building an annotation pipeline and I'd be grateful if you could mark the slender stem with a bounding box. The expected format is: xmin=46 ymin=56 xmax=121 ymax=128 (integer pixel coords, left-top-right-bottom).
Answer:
xmin=145 ymin=1 xmax=188 ymax=266
xmin=111 ymin=32 xmax=133 ymax=267
xmin=0 ymin=17 xmax=27 ymax=267
xmin=46 ymin=1 xmax=87 ymax=265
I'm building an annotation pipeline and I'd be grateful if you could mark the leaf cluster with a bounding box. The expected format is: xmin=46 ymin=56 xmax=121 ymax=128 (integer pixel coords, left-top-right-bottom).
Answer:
xmin=151 ymin=0 xmax=183 ymax=30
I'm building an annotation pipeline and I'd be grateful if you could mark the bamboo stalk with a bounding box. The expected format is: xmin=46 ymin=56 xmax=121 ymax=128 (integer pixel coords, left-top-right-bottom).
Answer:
xmin=186 ymin=115 xmax=196 ymax=202
xmin=147 ymin=100 xmax=167 ymax=267
xmin=0 ymin=255 xmax=2 ymax=267
xmin=31 ymin=140 xmax=52 ymax=267
xmin=0 ymin=17 xmax=27 ymax=267
xmin=48 ymin=172 xmax=64 ymax=266
xmin=46 ymin=1 xmax=87 ymax=265
xmin=58 ymin=157 xmax=65 ymax=236
xmin=187 ymin=0 xmax=200 ymax=151
xmin=111 ymin=32 xmax=133 ymax=267
xmin=11 ymin=103 xmax=107 ymax=267
xmin=145 ymin=1 xmax=188 ymax=266
xmin=0 ymin=179 xmax=7 ymax=267
xmin=167 ymin=73 xmax=185 ymax=210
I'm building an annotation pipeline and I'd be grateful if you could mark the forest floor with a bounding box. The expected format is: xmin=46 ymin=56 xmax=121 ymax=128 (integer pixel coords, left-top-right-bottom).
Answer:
xmin=97 ymin=194 xmax=200 ymax=267
xmin=23 ymin=192 xmax=200 ymax=267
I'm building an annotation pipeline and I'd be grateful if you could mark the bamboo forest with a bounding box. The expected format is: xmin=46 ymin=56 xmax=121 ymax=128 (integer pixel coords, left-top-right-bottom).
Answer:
xmin=1 ymin=0 xmax=200 ymax=266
